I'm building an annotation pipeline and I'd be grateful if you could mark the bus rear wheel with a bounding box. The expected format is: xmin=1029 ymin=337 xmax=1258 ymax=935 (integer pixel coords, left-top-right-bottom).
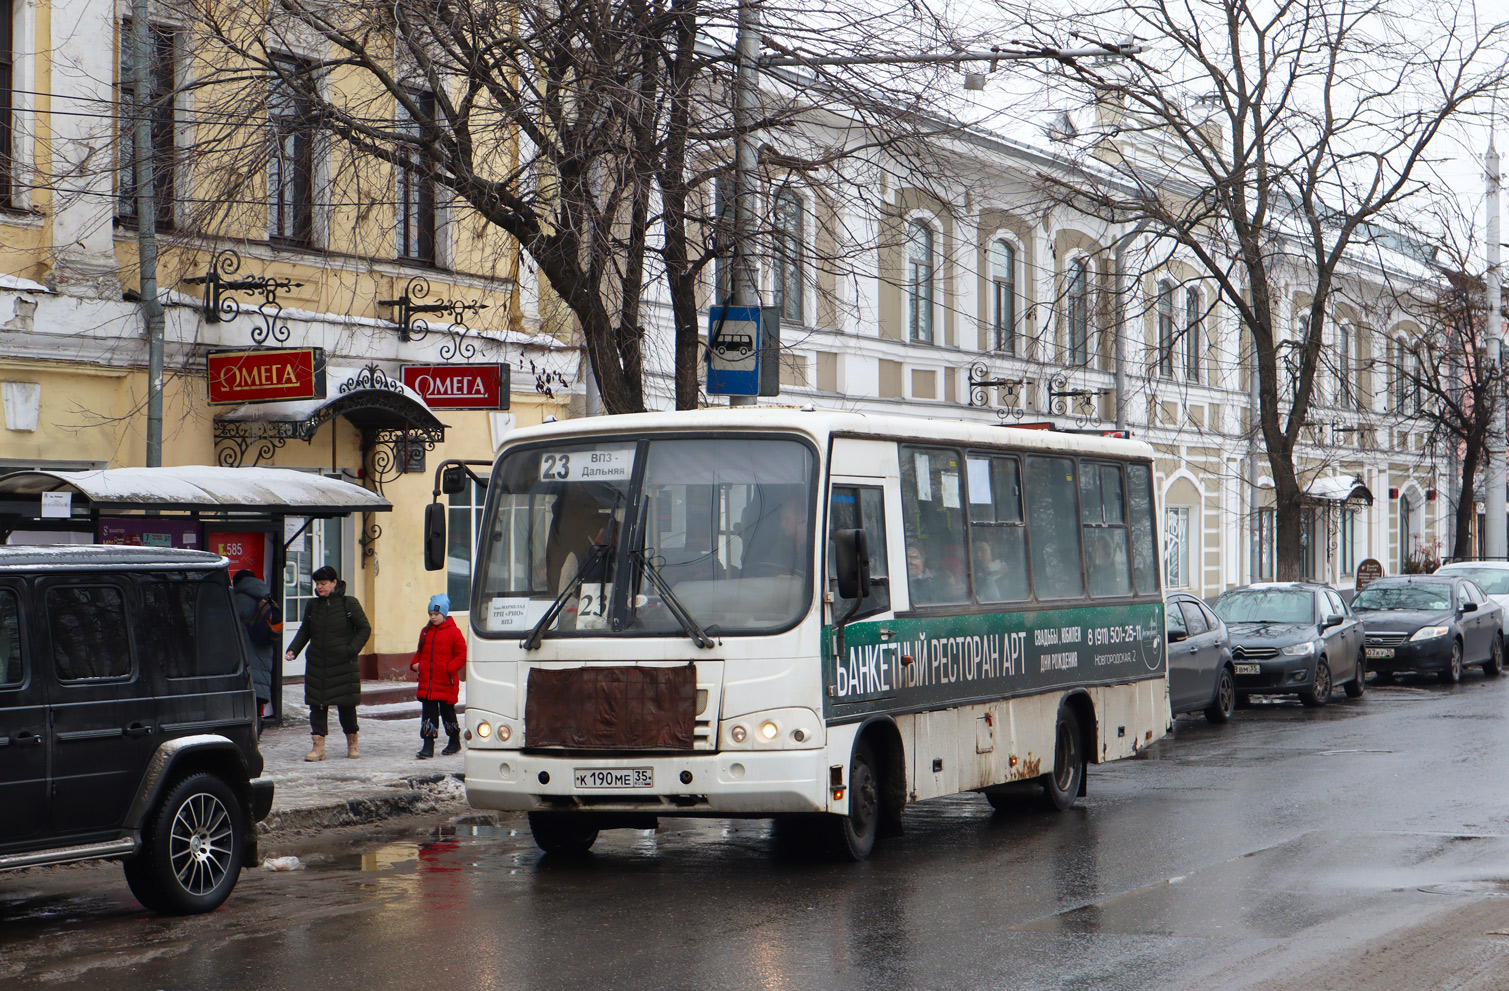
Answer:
xmin=528 ymin=812 xmax=599 ymax=856
xmin=1039 ymin=705 xmax=1084 ymax=812
xmin=822 ymin=739 xmax=880 ymax=861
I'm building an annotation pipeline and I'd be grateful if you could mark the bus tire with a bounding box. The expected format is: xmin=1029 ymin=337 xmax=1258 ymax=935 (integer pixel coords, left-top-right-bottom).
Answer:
xmin=528 ymin=812 xmax=599 ymax=856
xmin=1039 ymin=705 xmax=1084 ymax=812
xmin=823 ymin=739 xmax=880 ymax=861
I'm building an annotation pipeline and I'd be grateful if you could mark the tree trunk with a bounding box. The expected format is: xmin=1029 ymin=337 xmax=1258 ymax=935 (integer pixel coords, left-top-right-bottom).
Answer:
xmin=1456 ymin=434 xmax=1481 ymax=562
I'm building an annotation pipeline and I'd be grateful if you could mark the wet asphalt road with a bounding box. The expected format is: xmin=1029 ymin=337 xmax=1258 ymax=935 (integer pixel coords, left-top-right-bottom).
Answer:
xmin=9 ymin=676 xmax=1509 ymax=991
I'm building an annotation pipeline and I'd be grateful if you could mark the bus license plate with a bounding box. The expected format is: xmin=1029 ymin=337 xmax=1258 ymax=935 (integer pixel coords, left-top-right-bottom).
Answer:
xmin=574 ymin=767 xmax=654 ymax=789
xmin=1366 ymin=647 xmax=1394 ymax=660
xmin=1234 ymin=663 xmax=1259 ymax=675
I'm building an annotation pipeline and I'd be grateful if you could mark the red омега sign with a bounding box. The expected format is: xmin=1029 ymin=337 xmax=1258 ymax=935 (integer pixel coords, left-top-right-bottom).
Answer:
xmin=402 ymin=363 xmax=510 ymax=410
xmin=207 ymin=348 xmax=326 ymax=405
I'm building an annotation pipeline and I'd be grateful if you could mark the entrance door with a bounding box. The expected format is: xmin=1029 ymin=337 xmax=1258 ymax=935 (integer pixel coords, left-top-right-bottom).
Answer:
xmin=0 ymin=581 xmax=47 ymax=843
xmin=282 ymin=516 xmax=347 ymax=677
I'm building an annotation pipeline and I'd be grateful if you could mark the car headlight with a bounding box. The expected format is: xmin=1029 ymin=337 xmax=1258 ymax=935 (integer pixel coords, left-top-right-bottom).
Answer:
xmin=1281 ymin=642 xmax=1316 ymax=656
xmin=1410 ymin=626 xmax=1451 ymax=642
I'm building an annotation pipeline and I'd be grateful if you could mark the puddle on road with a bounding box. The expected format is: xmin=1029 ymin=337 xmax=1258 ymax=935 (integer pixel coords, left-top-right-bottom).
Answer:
xmin=1418 ymin=880 xmax=1509 ymax=897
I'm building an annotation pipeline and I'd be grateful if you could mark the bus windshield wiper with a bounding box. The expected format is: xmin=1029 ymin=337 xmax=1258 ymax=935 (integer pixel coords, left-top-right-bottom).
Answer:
xmin=520 ymin=540 xmax=610 ymax=651
xmin=633 ymin=549 xmax=716 ymax=648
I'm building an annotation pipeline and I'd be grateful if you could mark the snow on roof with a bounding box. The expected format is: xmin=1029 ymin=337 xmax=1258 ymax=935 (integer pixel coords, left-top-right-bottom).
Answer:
xmin=0 ymin=466 xmax=391 ymax=515
xmin=1305 ymin=476 xmax=1374 ymax=504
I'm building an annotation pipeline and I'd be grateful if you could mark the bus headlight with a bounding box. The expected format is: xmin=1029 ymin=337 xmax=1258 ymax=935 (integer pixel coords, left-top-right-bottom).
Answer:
xmin=477 ymin=722 xmax=492 ymax=739
xmin=721 ymin=708 xmax=822 ymax=750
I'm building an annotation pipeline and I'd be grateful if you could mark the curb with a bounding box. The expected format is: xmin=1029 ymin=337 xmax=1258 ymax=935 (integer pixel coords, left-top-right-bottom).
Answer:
xmin=257 ymin=772 xmax=467 ymax=835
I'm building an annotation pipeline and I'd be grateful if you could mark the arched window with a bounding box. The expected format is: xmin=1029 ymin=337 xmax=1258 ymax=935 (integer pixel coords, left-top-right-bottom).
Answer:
xmin=907 ymin=220 xmax=934 ymax=343
xmin=1068 ymin=258 xmax=1089 ymax=366
xmin=773 ymin=190 xmax=804 ymax=324
xmin=1156 ymin=280 xmax=1174 ymax=377
xmin=991 ymin=239 xmax=1016 ymax=354
xmin=1183 ymin=288 xmax=1200 ymax=382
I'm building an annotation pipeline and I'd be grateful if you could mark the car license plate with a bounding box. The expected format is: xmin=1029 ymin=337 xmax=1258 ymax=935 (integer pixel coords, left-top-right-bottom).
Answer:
xmin=1366 ymin=647 xmax=1394 ymax=660
xmin=573 ymin=767 xmax=654 ymax=789
xmin=1234 ymin=663 xmax=1259 ymax=675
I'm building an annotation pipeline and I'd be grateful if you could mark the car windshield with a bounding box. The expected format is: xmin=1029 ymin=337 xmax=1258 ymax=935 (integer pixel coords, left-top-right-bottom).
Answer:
xmin=1213 ymin=589 xmax=1314 ymax=624
xmin=1352 ymin=584 xmax=1451 ymax=611
xmin=1440 ymin=568 xmax=1509 ymax=595
xmin=473 ymin=435 xmax=816 ymax=638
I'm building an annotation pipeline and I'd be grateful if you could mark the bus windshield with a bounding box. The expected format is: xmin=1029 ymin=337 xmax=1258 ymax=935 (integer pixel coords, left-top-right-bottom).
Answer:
xmin=474 ymin=435 xmax=816 ymax=638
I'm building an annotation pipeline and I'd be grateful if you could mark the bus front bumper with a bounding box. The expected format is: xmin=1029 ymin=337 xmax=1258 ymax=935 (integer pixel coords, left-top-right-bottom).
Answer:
xmin=463 ymin=749 xmax=830 ymax=815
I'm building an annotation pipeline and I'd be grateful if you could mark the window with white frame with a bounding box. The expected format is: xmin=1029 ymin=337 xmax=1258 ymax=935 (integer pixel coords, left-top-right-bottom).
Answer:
xmin=396 ymin=90 xmax=437 ymax=264
xmin=907 ymin=220 xmax=934 ymax=344
xmin=118 ymin=19 xmax=177 ymax=229
xmin=774 ymin=189 xmax=803 ymax=324
xmin=991 ymin=239 xmax=1015 ymax=354
xmin=1156 ymin=280 xmax=1174 ymax=377
xmin=1184 ymin=288 xmax=1200 ymax=382
xmin=1068 ymin=257 xmax=1089 ymax=366
xmin=1164 ymin=506 xmax=1192 ymax=589
xmin=268 ymin=54 xmax=316 ymax=246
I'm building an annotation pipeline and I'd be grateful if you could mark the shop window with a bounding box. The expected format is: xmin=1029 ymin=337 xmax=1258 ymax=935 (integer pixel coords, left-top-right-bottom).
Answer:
xmin=1165 ymin=506 xmax=1192 ymax=589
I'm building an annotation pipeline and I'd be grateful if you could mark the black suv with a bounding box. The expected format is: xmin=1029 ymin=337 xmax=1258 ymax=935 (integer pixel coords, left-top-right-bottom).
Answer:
xmin=0 ymin=546 xmax=273 ymax=914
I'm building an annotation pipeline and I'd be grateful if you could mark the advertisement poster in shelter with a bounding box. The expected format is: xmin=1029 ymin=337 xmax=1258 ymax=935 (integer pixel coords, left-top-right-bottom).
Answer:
xmin=206 ymin=531 xmax=271 ymax=583
xmin=98 ymin=517 xmax=204 ymax=549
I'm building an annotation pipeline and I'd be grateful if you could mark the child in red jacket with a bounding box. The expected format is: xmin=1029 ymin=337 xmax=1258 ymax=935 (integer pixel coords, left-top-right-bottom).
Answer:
xmin=412 ymin=594 xmax=467 ymax=759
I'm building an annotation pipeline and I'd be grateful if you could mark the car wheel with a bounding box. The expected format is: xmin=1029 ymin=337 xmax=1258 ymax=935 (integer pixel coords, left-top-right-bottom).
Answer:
xmin=1039 ymin=705 xmax=1085 ymax=811
xmin=1204 ymin=667 xmax=1236 ymax=724
xmin=1485 ymin=636 xmax=1504 ymax=678
xmin=1439 ymin=640 xmax=1463 ymax=685
xmin=123 ymin=773 xmax=245 ymax=915
xmin=527 ymin=812 xmax=599 ymax=856
xmin=1344 ymin=650 xmax=1367 ymax=699
xmin=821 ymin=739 xmax=880 ymax=860
xmin=1300 ymin=659 xmax=1333 ymax=707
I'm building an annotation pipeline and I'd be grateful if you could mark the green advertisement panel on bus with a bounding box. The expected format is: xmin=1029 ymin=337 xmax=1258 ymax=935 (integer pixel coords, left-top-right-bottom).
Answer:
xmin=822 ymin=602 xmax=1166 ymax=719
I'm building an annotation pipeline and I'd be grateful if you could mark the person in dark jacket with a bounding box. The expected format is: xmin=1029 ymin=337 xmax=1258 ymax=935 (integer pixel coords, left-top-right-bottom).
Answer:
xmin=411 ymin=593 xmax=467 ymax=759
xmin=232 ymin=569 xmax=277 ymax=734
xmin=285 ymin=565 xmax=371 ymax=761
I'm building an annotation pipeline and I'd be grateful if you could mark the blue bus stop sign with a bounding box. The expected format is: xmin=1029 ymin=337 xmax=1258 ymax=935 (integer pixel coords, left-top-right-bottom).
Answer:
xmin=706 ymin=306 xmax=762 ymax=396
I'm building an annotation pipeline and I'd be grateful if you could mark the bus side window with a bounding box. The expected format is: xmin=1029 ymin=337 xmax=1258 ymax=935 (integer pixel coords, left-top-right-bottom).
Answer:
xmin=1023 ymin=456 xmax=1085 ymax=600
xmin=967 ymin=455 xmax=1029 ymax=603
xmin=1126 ymin=463 xmax=1160 ymax=595
xmin=828 ymin=485 xmax=890 ymax=616
xmin=1080 ymin=462 xmax=1132 ymax=597
xmin=900 ymin=448 xmax=968 ymax=608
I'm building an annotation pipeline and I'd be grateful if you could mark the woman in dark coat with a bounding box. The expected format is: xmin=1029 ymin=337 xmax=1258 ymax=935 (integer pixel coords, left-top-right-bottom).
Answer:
xmin=232 ymin=570 xmax=277 ymax=733
xmin=285 ymin=566 xmax=371 ymax=761
xmin=411 ymin=593 xmax=467 ymax=759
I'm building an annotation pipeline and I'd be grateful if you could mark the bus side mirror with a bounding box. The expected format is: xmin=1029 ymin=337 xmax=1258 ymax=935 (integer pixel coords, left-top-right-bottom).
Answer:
xmin=424 ymin=502 xmax=446 ymax=572
xmin=440 ymin=465 xmax=468 ymax=495
xmin=835 ymin=528 xmax=872 ymax=601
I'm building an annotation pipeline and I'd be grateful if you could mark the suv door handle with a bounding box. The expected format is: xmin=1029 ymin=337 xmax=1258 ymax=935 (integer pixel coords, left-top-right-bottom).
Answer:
xmin=4 ymin=731 xmax=42 ymax=747
xmin=124 ymin=722 xmax=154 ymax=739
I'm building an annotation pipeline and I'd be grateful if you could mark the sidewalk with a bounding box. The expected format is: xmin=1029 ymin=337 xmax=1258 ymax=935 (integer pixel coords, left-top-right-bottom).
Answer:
xmin=253 ymin=680 xmax=476 ymax=836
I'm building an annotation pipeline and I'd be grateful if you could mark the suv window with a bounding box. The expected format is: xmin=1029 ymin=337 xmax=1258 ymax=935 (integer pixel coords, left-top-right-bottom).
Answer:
xmin=1179 ymin=600 xmax=1209 ymax=636
xmin=0 ymin=589 xmax=21 ymax=687
xmin=48 ymin=585 xmax=132 ymax=680
xmin=139 ymin=579 xmax=242 ymax=679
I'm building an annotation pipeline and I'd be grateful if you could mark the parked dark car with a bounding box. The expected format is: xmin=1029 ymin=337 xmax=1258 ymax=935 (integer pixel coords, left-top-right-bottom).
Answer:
xmin=1166 ymin=592 xmax=1236 ymax=723
xmin=1352 ymin=575 xmax=1504 ymax=684
xmin=0 ymin=546 xmax=273 ymax=914
xmin=1212 ymin=582 xmax=1366 ymax=707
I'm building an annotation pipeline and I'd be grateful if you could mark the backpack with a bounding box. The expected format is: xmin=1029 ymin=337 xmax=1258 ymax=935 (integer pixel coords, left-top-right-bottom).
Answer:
xmin=247 ymin=595 xmax=284 ymax=647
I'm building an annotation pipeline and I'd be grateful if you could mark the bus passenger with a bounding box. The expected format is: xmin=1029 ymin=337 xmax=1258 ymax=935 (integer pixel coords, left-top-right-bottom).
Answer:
xmin=908 ymin=544 xmax=945 ymax=606
xmin=741 ymin=500 xmax=808 ymax=578
xmin=974 ymin=538 xmax=1007 ymax=600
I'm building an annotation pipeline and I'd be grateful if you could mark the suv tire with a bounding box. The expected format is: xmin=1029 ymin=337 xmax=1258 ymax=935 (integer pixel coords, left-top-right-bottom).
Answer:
xmin=124 ymin=772 xmax=245 ymax=915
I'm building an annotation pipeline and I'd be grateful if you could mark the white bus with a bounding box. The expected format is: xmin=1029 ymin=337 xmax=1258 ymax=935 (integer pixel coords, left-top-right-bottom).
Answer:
xmin=426 ymin=409 xmax=1168 ymax=859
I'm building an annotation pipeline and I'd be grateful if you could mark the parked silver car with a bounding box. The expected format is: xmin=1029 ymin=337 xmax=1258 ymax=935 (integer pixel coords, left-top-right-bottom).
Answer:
xmin=1166 ymin=592 xmax=1236 ymax=723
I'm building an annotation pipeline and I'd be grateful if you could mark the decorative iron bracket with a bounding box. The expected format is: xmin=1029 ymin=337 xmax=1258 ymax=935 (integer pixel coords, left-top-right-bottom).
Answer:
xmin=968 ymin=361 xmax=1036 ymax=426
xmin=1047 ymin=372 xmax=1110 ymax=428
xmin=184 ymin=248 xmax=305 ymax=345
xmin=378 ymin=277 xmax=489 ymax=361
xmin=212 ymin=420 xmax=291 ymax=467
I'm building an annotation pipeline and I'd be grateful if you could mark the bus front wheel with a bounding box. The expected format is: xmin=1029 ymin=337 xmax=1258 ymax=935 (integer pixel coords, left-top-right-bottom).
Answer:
xmin=823 ymin=739 xmax=880 ymax=861
xmin=1039 ymin=706 xmax=1084 ymax=812
xmin=528 ymin=812 xmax=599 ymax=856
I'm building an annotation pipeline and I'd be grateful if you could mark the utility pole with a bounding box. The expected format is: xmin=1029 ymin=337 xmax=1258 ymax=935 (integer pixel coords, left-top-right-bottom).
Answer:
xmin=1486 ymin=138 xmax=1504 ymax=559
xmin=131 ymin=0 xmax=166 ymax=467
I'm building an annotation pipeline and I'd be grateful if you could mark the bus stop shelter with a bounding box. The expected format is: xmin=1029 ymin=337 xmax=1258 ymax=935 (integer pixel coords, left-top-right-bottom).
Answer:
xmin=0 ymin=466 xmax=391 ymax=723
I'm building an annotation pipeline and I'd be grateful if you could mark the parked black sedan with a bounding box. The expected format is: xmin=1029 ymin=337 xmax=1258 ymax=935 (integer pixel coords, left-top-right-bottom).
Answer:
xmin=1166 ymin=592 xmax=1236 ymax=723
xmin=1352 ymin=575 xmax=1504 ymax=684
xmin=1211 ymin=582 xmax=1366 ymax=707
